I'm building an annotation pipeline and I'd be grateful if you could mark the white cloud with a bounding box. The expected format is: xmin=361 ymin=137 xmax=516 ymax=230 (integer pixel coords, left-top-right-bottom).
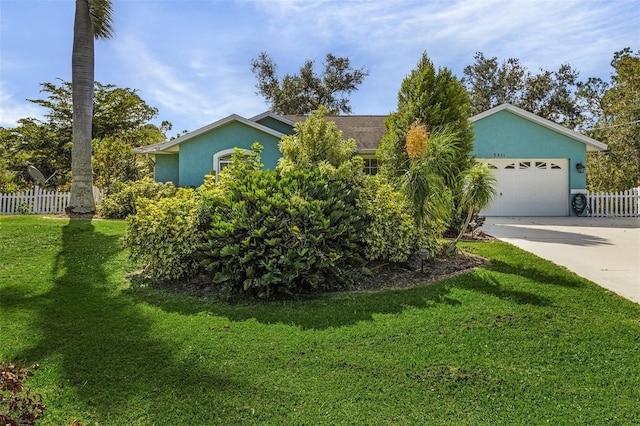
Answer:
xmin=111 ymin=32 xmax=268 ymax=132
xmin=0 ymin=82 xmax=44 ymax=128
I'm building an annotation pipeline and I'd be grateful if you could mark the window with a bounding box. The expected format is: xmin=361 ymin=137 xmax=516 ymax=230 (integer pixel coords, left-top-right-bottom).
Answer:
xmin=218 ymin=153 xmax=233 ymax=172
xmin=362 ymin=158 xmax=380 ymax=175
xmin=486 ymin=163 xmax=498 ymax=169
xmin=213 ymin=148 xmax=250 ymax=179
xmin=504 ymin=163 xmax=516 ymax=170
xmin=535 ymin=161 xmax=547 ymax=169
xmin=519 ymin=161 xmax=531 ymax=169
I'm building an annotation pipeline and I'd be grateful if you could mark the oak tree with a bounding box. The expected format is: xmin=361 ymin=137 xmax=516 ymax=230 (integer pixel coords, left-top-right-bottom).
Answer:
xmin=585 ymin=48 xmax=640 ymax=191
xmin=463 ymin=52 xmax=581 ymax=128
xmin=251 ymin=52 xmax=368 ymax=115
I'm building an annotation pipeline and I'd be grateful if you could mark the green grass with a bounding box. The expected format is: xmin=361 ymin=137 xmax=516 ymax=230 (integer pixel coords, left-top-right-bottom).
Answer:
xmin=1 ymin=216 xmax=639 ymax=425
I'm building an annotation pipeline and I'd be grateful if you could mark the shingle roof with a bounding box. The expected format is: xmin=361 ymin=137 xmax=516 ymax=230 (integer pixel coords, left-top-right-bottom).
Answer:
xmin=284 ymin=115 xmax=387 ymax=153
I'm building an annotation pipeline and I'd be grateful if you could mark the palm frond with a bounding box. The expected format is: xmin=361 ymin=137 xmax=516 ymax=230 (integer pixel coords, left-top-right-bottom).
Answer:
xmin=461 ymin=162 xmax=498 ymax=211
xmin=88 ymin=0 xmax=114 ymax=39
xmin=419 ymin=125 xmax=462 ymax=186
xmin=400 ymin=165 xmax=450 ymax=228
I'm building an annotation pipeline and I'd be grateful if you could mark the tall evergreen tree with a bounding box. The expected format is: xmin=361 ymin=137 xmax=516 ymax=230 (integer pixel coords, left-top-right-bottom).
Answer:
xmin=377 ymin=52 xmax=476 ymax=236
xmin=378 ymin=52 xmax=474 ymax=186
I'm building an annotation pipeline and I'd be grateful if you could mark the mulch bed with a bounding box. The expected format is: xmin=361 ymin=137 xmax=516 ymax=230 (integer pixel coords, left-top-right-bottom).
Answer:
xmin=146 ymin=237 xmax=494 ymax=299
xmin=129 ymin=232 xmax=498 ymax=298
xmin=353 ymin=250 xmax=490 ymax=293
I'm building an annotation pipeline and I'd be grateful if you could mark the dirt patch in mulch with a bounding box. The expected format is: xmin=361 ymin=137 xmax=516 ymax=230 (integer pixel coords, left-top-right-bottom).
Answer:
xmin=353 ymin=250 xmax=490 ymax=293
xmin=351 ymin=231 xmax=496 ymax=293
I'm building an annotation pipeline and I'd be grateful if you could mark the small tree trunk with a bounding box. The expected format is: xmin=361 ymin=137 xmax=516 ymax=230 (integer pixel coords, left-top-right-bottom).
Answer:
xmin=454 ymin=208 xmax=475 ymax=244
xmin=445 ymin=208 xmax=474 ymax=255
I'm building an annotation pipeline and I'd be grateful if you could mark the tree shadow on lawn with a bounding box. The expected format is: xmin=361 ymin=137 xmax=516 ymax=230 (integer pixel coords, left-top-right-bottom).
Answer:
xmin=13 ymin=220 xmax=238 ymax=424
xmin=486 ymin=258 xmax=587 ymax=289
xmin=127 ymin=257 xmax=563 ymax=331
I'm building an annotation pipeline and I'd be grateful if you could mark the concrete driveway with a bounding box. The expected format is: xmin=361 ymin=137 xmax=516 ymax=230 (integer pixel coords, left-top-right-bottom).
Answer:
xmin=481 ymin=217 xmax=640 ymax=304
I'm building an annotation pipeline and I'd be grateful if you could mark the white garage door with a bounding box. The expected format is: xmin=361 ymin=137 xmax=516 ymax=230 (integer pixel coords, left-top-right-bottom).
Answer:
xmin=479 ymin=158 xmax=569 ymax=216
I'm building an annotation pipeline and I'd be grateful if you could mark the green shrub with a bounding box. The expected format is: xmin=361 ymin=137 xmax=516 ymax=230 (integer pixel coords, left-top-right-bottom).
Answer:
xmin=196 ymin=144 xmax=263 ymax=231
xmin=199 ymin=168 xmax=367 ymax=298
xmin=99 ymin=177 xmax=178 ymax=219
xmin=124 ymin=188 xmax=202 ymax=282
xmin=357 ymin=175 xmax=420 ymax=262
xmin=358 ymin=175 xmax=447 ymax=263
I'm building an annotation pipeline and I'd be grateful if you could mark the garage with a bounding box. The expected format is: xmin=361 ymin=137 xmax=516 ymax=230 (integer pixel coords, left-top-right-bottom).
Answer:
xmin=479 ymin=158 xmax=568 ymax=216
xmin=470 ymin=104 xmax=607 ymax=216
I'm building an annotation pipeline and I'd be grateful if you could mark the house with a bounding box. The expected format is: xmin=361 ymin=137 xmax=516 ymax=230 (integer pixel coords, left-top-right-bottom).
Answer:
xmin=133 ymin=113 xmax=289 ymax=187
xmin=133 ymin=113 xmax=386 ymax=187
xmin=134 ymin=103 xmax=606 ymax=216
xmin=471 ymin=104 xmax=607 ymax=216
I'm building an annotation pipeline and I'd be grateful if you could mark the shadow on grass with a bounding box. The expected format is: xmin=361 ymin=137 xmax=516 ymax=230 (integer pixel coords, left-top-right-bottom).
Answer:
xmin=126 ymin=250 xmax=560 ymax=330
xmin=14 ymin=219 xmax=237 ymax=423
xmin=487 ymin=258 xmax=586 ymax=288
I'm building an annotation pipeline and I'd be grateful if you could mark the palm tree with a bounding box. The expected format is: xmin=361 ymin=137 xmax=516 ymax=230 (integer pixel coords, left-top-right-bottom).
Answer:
xmin=450 ymin=162 xmax=497 ymax=248
xmin=399 ymin=126 xmax=461 ymax=229
xmin=67 ymin=0 xmax=113 ymax=214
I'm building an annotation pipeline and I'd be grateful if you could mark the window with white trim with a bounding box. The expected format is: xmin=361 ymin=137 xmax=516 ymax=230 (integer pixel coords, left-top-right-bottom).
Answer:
xmin=212 ymin=148 xmax=251 ymax=179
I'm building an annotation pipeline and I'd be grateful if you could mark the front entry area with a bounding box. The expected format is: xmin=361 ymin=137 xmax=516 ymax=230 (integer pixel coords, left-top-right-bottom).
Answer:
xmin=479 ymin=158 xmax=569 ymax=216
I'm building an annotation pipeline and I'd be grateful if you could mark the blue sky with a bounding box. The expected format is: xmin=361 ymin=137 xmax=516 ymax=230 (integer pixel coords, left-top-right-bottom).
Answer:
xmin=1 ymin=0 xmax=638 ymax=135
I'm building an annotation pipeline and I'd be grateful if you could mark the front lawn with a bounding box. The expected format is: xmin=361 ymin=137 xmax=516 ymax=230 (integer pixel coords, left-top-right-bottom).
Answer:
xmin=1 ymin=216 xmax=638 ymax=425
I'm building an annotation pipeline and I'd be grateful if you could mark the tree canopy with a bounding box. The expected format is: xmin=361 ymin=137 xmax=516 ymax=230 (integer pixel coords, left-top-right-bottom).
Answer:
xmin=463 ymin=52 xmax=581 ymax=128
xmin=0 ymin=80 xmax=168 ymax=192
xmin=584 ymin=48 xmax=640 ymax=191
xmin=251 ymin=52 xmax=369 ymax=115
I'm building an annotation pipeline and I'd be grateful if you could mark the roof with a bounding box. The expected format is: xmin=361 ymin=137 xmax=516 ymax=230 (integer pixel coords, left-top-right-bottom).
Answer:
xmin=284 ymin=115 xmax=387 ymax=153
xmin=471 ymin=103 xmax=608 ymax=152
xmin=134 ymin=104 xmax=603 ymax=157
xmin=133 ymin=114 xmax=286 ymax=154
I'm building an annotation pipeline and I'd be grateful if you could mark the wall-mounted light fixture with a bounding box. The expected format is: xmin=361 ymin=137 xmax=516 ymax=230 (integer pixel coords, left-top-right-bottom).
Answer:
xmin=576 ymin=162 xmax=586 ymax=173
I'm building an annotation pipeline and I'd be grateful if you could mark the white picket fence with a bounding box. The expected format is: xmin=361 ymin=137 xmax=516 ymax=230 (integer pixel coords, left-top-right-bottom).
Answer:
xmin=0 ymin=186 xmax=104 ymax=215
xmin=587 ymin=187 xmax=640 ymax=217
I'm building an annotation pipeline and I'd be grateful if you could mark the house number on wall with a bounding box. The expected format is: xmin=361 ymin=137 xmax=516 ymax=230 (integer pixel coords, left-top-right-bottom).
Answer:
xmin=493 ymin=153 xmax=506 ymax=158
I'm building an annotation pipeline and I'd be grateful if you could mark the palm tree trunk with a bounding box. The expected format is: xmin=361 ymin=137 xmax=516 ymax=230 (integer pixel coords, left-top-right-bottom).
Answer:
xmin=454 ymin=208 xmax=475 ymax=244
xmin=68 ymin=0 xmax=96 ymax=214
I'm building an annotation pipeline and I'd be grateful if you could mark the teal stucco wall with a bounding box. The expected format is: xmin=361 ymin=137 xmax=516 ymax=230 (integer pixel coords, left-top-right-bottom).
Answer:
xmin=154 ymin=154 xmax=179 ymax=185
xmin=178 ymin=121 xmax=283 ymax=187
xmin=472 ymin=109 xmax=587 ymax=192
xmin=255 ymin=116 xmax=296 ymax=135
